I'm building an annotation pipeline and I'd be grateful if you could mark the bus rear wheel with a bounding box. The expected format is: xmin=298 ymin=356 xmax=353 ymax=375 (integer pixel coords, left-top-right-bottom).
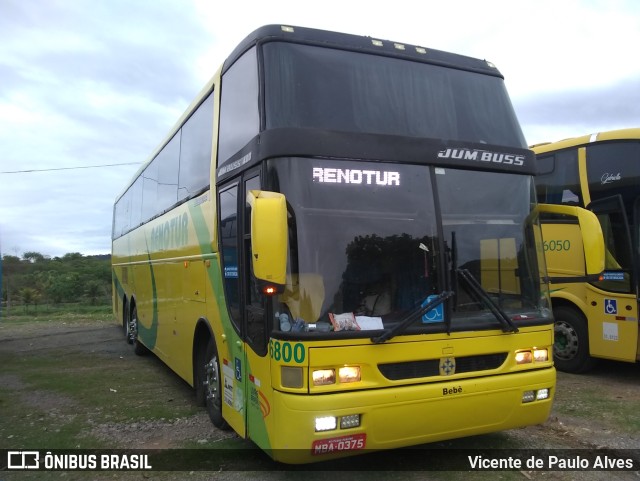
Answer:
xmin=124 ymin=300 xmax=133 ymax=344
xmin=130 ymin=305 xmax=148 ymax=356
xmin=553 ymin=306 xmax=596 ymax=373
xmin=203 ymin=338 xmax=230 ymax=430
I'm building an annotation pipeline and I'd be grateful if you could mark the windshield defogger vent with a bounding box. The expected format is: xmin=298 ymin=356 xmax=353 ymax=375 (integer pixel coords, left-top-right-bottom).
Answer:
xmin=378 ymin=353 xmax=508 ymax=380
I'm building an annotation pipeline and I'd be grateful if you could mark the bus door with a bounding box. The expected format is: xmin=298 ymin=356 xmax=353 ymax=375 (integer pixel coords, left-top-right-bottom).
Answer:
xmin=586 ymin=195 xmax=638 ymax=362
xmin=241 ymin=174 xmax=276 ymax=451
xmin=219 ymin=172 xmax=275 ymax=447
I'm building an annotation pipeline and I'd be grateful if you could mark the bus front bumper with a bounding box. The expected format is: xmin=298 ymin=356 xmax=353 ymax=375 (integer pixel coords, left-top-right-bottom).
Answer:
xmin=267 ymin=367 xmax=555 ymax=464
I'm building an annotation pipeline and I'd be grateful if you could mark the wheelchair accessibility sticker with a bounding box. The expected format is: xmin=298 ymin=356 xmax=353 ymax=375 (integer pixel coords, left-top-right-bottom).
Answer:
xmin=604 ymin=299 xmax=618 ymax=315
xmin=422 ymin=295 xmax=444 ymax=323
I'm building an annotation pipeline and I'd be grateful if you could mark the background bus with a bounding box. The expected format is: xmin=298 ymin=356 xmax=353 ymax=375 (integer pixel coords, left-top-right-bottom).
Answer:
xmin=534 ymin=128 xmax=640 ymax=373
xmin=112 ymin=25 xmax=584 ymax=463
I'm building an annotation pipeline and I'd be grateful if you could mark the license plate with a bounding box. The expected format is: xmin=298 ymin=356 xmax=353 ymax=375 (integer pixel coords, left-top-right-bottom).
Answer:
xmin=311 ymin=433 xmax=366 ymax=455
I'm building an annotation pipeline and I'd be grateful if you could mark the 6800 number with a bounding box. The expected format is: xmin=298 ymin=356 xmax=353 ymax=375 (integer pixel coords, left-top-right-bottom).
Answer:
xmin=269 ymin=340 xmax=305 ymax=363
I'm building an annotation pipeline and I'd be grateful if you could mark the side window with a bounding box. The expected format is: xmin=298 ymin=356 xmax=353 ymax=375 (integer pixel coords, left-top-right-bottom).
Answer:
xmin=218 ymin=47 xmax=259 ymax=163
xmin=129 ymin=177 xmax=143 ymax=230
xmin=113 ymin=188 xmax=132 ymax=239
xmin=590 ymin=198 xmax=633 ymax=294
xmin=219 ymin=184 xmax=241 ymax=331
xmin=586 ymin=142 xmax=640 ymax=208
xmin=535 ymin=150 xmax=582 ymax=205
xmin=179 ymin=92 xmax=214 ymax=200
xmin=156 ymin=134 xmax=180 ymax=212
xmin=244 ymin=175 xmax=268 ymax=355
xmin=141 ymin=160 xmax=158 ymax=223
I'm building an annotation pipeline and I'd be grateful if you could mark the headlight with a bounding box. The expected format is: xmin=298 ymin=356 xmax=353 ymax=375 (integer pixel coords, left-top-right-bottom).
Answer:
xmin=315 ymin=416 xmax=337 ymax=432
xmin=338 ymin=366 xmax=361 ymax=383
xmin=533 ymin=349 xmax=548 ymax=362
xmin=515 ymin=348 xmax=549 ymax=365
xmin=313 ymin=369 xmax=335 ymax=386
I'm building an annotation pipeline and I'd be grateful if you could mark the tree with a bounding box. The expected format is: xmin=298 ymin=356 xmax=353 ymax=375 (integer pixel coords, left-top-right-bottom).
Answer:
xmin=23 ymin=252 xmax=47 ymax=263
xmin=18 ymin=287 xmax=40 ymax=313
xmin=2 ymin=255 xmax=24 ymax=315
xmin=85 ymin=280 xmax=102 ymax=305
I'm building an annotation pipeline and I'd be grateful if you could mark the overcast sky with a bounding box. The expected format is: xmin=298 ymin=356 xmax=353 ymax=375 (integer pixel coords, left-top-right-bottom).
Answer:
xmin=1 ymin=0 xmax=639 ymax=258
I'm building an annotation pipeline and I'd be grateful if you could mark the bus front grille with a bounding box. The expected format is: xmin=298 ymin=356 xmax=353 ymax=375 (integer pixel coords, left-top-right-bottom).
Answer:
xmin=378 ymin=353 xmax=508 ymax=380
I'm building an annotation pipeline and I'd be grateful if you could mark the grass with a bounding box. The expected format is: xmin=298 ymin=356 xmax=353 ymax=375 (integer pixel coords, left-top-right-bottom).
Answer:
xmin=1 ymin=302 xmax=112 ymax=320
xmin=0 ymin=326 xmax=201 ymax=450
xmin=553 ymin=377 xmax=640 ymax=434
xmin=2 ymin=316 xmax=638 ymax=480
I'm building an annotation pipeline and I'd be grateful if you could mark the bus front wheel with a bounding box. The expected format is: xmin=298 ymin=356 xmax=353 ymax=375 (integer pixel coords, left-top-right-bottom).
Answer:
xmin=203 ymin=338 xmax=230 ymax=430
xmin=553 ymin=306 xmax=596 ymax=373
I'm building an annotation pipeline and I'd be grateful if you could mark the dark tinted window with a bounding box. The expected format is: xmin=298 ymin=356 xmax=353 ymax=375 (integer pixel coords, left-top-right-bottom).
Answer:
xmin=535 ymin=150 xmax=583 ymax=205
xmin=218 ymin=47 xmax=259 ymax=163
xmin=179 ymin=93 xmax=214 ymax=199
xmin=129 ymin=177 xmax=143 ymax=230
xmin=263 ymin=42 xmax=526 ymax=147
xmin=219 ymin=184 xmax=241 ymax=331
xmin=586 ymin=142 xmax=640 ymax=211
xmin=156 ymin=134 xmax=180 ymax=212
xmin=141 ymin=160 xmax=158 ymax=222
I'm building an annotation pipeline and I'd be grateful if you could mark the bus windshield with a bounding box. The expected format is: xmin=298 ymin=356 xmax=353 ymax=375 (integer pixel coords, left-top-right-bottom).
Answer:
xmin=263 ymin=42 xmax=527 ymax=148
xmin=267 ymin=158 xmax=549 ymax=335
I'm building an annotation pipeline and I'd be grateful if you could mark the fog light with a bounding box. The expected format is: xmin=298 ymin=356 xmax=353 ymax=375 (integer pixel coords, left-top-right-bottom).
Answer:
xmin=533 ymin=349 xmax=548 ymax=362
xmin=515 ymin=351 xmax=532 ymax=364
xmin=340 ymin=414 xmax=361 ymax=429
xmin=522 ymin=390 xmax=535 ymax=403
xmin=313 ymin=369 xmax=335 ymax=386
xmin=338 ymin=366 xmax=361 ymax=383
xmin=281 ymin=366 xmax=303 ymax=388
xmin=536 ymin=388 xmax=550 ymax=401
xmin=315 ymin=416 xmax=337 ymax=432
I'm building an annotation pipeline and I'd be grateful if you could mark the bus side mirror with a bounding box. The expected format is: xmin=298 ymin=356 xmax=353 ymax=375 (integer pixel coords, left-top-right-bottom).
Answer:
xmin=247 ymin=190 xmax=288 ymax=294
xmin=537 ymin=203 xmax=605 ymax=281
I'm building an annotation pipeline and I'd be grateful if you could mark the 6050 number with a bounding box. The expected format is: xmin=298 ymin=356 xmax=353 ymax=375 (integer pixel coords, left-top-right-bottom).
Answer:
xmin=543 ymin=239 xmax=571 ymax=252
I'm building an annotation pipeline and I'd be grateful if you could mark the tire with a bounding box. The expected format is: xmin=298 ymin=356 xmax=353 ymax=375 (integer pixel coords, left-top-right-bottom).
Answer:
xmin=130 ymin=305 xmax=148 ymax=356
xmin=123 ymin=300 xmax=133 ymax=344
xmin=202 ymin=338 xmax=230 ymax=430
xmin=553 ymin=306 xmax=596 ymax=373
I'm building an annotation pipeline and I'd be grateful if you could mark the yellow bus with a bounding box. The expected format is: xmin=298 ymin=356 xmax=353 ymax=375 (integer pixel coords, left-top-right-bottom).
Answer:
xmin=111 ymin=25 xmax=597 ymax=463
xmin=533 ymin=128 xmax=640 ymax=373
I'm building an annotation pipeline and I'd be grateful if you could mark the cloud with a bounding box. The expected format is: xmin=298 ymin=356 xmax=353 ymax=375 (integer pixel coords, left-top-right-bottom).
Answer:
xmin=1 ymin=0 xmax=639 ymax=257
xmin=516 ymin=76 xmax=640 ymax=144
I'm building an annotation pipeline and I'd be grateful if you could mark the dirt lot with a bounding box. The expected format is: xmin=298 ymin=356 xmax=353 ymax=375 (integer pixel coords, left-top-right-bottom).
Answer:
xmin=0 ymin=318 xmax=638 ymax=480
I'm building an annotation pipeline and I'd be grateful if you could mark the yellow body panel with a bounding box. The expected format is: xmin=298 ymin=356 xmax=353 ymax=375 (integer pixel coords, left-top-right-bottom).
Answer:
xmin=534 ymin=129 xmax=640 ymax=365
xmin=111 ymin=26 xmax=561 ymax=464
xmin=257 ymin=327 xmax=554 ymax=462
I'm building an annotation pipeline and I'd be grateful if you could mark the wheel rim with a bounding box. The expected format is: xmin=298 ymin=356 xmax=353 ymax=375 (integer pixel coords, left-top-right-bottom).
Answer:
xmin=204 ymin=356 xmax=222 ymax=409
xmin=128 ymin=310 xmax=138 ymax=344
xmin=554 ymin=320 xmax=579 ymax=361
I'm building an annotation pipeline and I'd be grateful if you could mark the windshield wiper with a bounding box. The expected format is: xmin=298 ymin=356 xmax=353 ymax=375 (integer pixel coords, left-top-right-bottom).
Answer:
xmin=371 ymin=291 xmax=453 ymax=344
xmin=456 ymin=268 xmax=519 ymax=333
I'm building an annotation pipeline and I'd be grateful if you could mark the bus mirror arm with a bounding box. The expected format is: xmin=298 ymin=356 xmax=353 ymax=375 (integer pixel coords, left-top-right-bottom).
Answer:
xmin=371 ymin=291 xmax=454 ymax=344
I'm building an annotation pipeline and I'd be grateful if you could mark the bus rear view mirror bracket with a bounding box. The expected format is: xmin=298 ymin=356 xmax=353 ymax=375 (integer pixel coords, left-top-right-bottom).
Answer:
xmin=537 ymin=203 xmax=605 ymax=278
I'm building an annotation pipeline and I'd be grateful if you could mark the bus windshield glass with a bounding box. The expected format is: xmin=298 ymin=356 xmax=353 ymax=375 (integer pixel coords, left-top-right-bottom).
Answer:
xmin=263 ymin=42 xmax=527 ymax=148
xmin=267 ymin=158 xmax=549 ymax=335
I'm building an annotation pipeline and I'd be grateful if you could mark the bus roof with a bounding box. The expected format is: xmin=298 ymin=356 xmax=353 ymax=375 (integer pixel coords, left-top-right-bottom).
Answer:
xmin=115 ymin=25 xmax=509 ymax=204
xmin=224 ymin=24 xmax=504 ymax=78
xmin=531 ymin=127 xmax=640 ymax=154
